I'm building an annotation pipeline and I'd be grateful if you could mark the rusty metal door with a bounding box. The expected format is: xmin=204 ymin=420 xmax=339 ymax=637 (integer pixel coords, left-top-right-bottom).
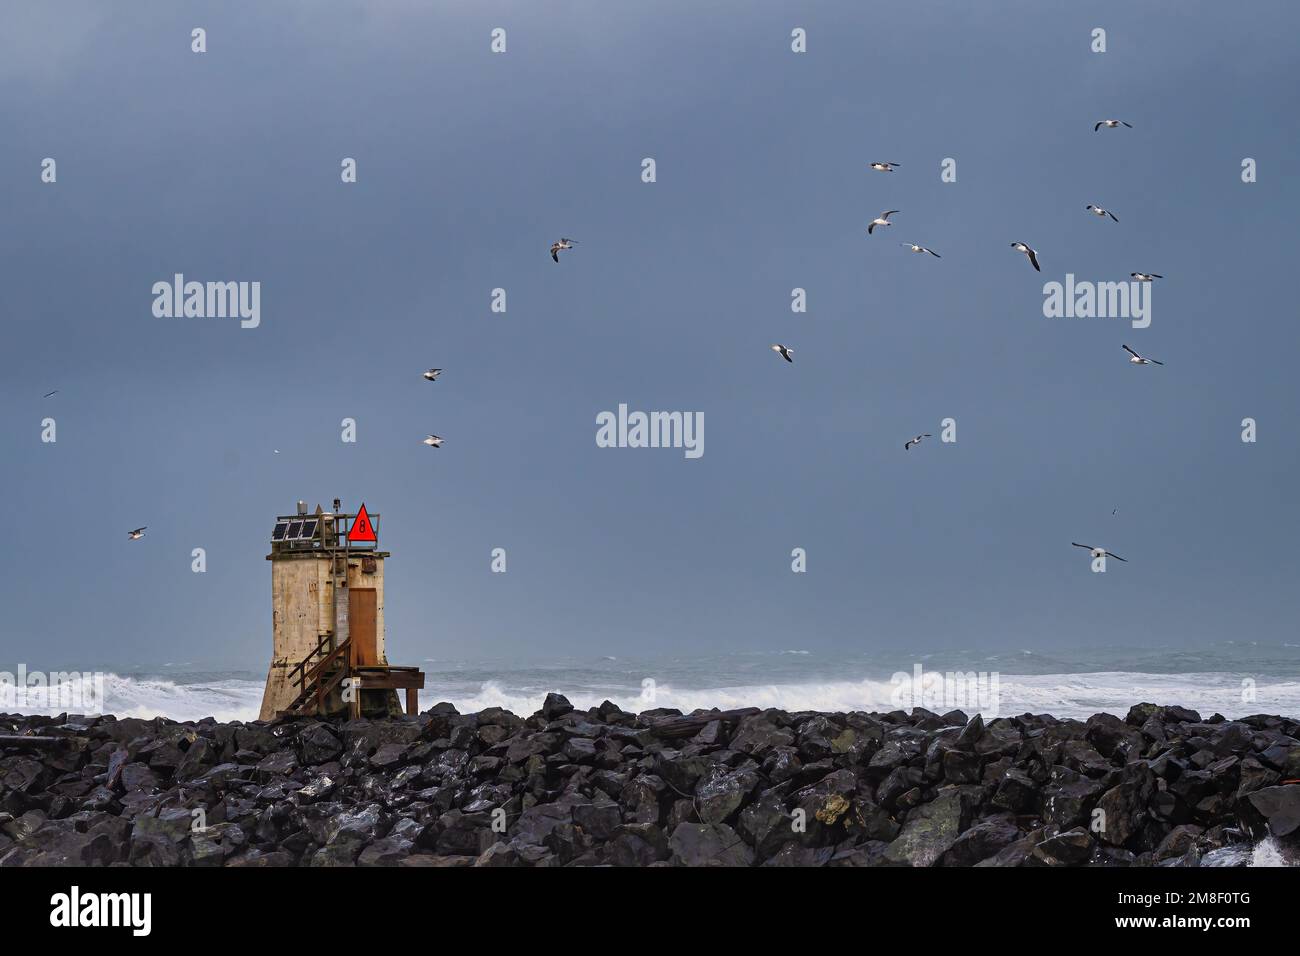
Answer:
xmin=348 ymin=587 xmax=378 ymax=666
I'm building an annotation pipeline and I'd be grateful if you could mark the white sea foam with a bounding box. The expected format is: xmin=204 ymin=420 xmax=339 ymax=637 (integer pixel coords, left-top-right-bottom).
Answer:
xmin=9 ymin=669 xmax=1296 ymax=729
xmin=426 ymin=672 xmax=1300 ymax=723
xmin=2 ymin=672 xmax=264 ymax=723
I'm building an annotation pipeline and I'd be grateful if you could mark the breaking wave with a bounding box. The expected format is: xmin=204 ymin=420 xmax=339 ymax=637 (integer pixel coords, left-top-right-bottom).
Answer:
xmin=5 ymin=670 xmax=1296 ymax=726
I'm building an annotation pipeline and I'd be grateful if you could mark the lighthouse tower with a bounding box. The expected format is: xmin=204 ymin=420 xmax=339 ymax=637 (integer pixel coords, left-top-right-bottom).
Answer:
xmin=258 ymin=500 xmax=423 ymax=720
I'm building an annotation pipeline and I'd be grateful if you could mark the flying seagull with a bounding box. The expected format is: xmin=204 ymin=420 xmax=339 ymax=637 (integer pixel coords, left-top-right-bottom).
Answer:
xmin=1094 ymin=120 xmax=1133 ymax=131
xmin=869 ymin=162 xmax=901 ymax=172
xmin=904 ymin=434 xmax=932 ymax=451
xmin=771 ymin=344 xmax=794 ymax=363
xmin=1086 ymin=204 xmax=1119 ymax=222
xmin=422 ymin=435 xmax=444 ymax=448
xmin=1123 ymin=344 xmax=1164 ymax=366
xmin=550 ymin=238 xmax=577 ymax=263
xmin=868 ymin=211 xmax=898 ymax=235
xmin=423 ymin=368 xmax=442 ymax=381
xmin=900 ymin=242 xmax=940 ymax=258
xmin=1010 ymin=242 xmax=1041 ymax=272
xmin=1131 ymin=272 xmax=1162 ymax=282
xmin=1072 ymin=542 xmax=1127 ymax=562
xmin=43 ymin=390 xmax=58 ymax=398
xmin=128 ymin=527 xmax=147 ymax=540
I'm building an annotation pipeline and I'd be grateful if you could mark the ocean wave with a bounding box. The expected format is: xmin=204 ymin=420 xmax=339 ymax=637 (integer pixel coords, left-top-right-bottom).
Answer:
xmin=6 ymin=669 xmax=1296 ymax=727
xmin=1 ymin=672 xmax=263 ymax=723
xmin=431 ymin=672 xmax=1300 ymax=723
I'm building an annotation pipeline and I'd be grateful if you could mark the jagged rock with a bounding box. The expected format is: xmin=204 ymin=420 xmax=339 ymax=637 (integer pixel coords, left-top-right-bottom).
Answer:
xmin=255 ymin=750 xmax=298 ymax=779
xmin=607 ymin=823 xmax=669 ymax=865
xmin=513 ymin=803 xmax=571 ymax=846
xmin=172 ymin=739 xmax=212 ymax=782
xmin=0 ymin=824 xmax=117 ymax=866
xmin=226 ymin=849 xmax=296 ymax=867
xmin=358 ymin=834 xmax=416 ymax=866
xmin=883 ymin=788 xmax=969 ymax=867
xmin=0 ymin=702 xmax=1289 ymax=868
xmin=619 ymin=774 xmax=666 ymax=825
xmin=130 ymin=809 xmax=193 ymax=866
xmin=298 ymin=725 xmax=343 ymax=765
xmin=762 ymin=842 xmax=834 ymax=866
xmin=1154 ymin=824 xmax=1204 ymax=861
xmin=572 ymin=800 xmax=621 ymax=840
xmin=1094 ymin=763 xmax=1155 ymax=847
xmin=369 ymin=742 xmax=408 ymax=770
xmin=1247 ymin=785 xmax=1300 ymax=838
xmin=1042 ymin=766 xmax=1103 ymax=827
xmin=991 ymin=767 xmax=1039 ymax=813
xmin=668 ymin=822 xmax=754 ymax=866
xmin=1032 ymin=827 xmax=1094 ymax=866
xmin=941 ymin=815 xmax=1022 ymax=866
xmin=695 ymin=765 xmax=760 ymax=824
xmin=729 ymin=716 xmax=795 ymax=757
xmin=540 ymin=693 xmax=573 ymax=721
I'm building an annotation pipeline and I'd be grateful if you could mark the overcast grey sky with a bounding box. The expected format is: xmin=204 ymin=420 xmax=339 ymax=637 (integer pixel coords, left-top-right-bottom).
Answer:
xmin=2 ymin=1 xmax=1298 ymax=671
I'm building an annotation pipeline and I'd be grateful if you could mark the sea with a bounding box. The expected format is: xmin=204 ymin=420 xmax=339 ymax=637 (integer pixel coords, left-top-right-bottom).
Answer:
xmin=6 ymin=640 xmax=1298 ymax=727
xmin=4 ymin=640 xmax=1296 ymax=866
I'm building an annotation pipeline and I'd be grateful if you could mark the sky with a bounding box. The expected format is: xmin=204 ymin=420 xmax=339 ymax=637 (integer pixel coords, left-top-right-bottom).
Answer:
xmin=2 ymin=1 xmax=1298 ymax=673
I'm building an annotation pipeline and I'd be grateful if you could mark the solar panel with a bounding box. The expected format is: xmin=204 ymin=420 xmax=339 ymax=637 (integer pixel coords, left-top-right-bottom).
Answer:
xmin=287 ymin=521 xmax=303 ymax=539
xmin=271 ymin=522 xmax=289 ymax=541
xmin=298 ymin=519 xmax=318 ymax=539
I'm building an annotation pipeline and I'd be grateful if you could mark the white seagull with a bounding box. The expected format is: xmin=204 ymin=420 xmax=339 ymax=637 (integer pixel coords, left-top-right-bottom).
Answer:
xmin=1010 ymin=242 xmax=1041 ymax=272
xmin=771 ymin=344 xmax=794 ymax=363
xmin=900 ymin=242 xmax=940 ymax=258
xmin=1072 ymin=542 xmax=1127 ymax=562
xmin=423 ymin=368 xmax=442 ymax=381
xmin=1094 ymin=120 xmax=1133 ymax=131
xmin=904 ymin=434 xmax=932 ymax=451
xmin=1123 ymin=344 xmax=1164 ymax=366
xmin=869 ymin=162 xmax=901 ymax=172
xmin=868 ymin=211 xmax=898 ymax=235
xmin=1131 ymin=272 xmax=1162 ymax=282
xmin=128 ymin=527 xmax=147 ymax=540
xmin=1086 ymin=204 xmax=1119 ymax=222
xmin=422 ymin=435 xmax=445 ymax=448
xmin=550 ymin=238 xmax=577 ymax=263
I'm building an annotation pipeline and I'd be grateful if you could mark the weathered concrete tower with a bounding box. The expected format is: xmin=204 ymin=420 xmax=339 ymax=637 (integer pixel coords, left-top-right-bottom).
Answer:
xmin=259 ymin=500 xmax=423 ymax=721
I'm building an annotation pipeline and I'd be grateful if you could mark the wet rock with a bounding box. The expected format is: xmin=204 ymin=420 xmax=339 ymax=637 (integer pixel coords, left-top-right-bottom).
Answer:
xmin=298 ymin=725 xmax=343 ymax=765
xmin=941 ymin=815 xmax=1023 ymax=866
xmin=762 ymin=842 xmax=834 ymax=866
xmin=883 ymin=788 xmax=969 ymax=867
xmin=668 ymin=822 xmax=754 ymax=866
xmin=695 ymin=765 xmax=760 ymax=824
xmin=0 ymin=701 xmax=1289 ymax=868
xmin=1031 ymin=827 xmax=1093 ymax=866
xmin=1042 ymin=767 xmax=1103 ymax=828
xmin=1247 ymin=785 xmax=1300 ymax=838
xmin=358 ymin=834 xmax=416 ymax=866
xmin=730 ymin=716 xmax=795 ymax=758
xmin=540 ymin=694 xmax=573 ymax=721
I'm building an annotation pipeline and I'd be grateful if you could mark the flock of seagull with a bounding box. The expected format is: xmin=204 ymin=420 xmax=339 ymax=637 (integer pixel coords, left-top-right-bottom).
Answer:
xmin=124 ymin=123 xmax=1157 ymax=568
xmin=775 ymin=120 xmax=1153 ymax=567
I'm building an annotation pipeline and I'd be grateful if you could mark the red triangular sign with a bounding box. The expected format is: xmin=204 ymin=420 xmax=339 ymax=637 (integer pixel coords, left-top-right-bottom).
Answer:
xmin=348 ymin=503 xmax=377 ymax=543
